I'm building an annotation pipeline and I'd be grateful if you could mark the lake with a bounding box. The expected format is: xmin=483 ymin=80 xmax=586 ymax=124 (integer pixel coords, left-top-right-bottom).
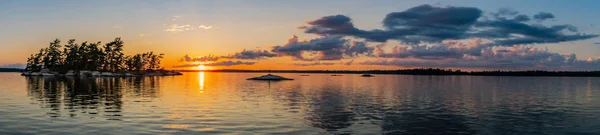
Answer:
xmin=0 ymin=72 xmax=599 ymax=134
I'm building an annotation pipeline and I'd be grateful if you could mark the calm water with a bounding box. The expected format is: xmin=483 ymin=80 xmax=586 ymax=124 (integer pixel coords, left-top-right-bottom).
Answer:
xmin=0 ymin=72 xmax=599 ymax=135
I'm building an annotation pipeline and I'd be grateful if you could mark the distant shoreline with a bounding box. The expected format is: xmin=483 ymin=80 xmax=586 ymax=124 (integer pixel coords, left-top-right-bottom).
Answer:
xmin=179 ymin=69 xmax=600 ymax=77
xmin=0 ymin=68 xmax=23 ymax=72
xmin=7 ymin=67 xmax=600 ymax=77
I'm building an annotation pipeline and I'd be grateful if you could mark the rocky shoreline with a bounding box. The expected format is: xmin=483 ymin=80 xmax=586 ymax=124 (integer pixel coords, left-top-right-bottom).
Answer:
xmin=21 ymin=70 xmax=182 ymax=77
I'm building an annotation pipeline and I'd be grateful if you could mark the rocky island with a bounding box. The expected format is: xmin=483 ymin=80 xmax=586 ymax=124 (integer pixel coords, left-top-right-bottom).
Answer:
xmin=247 ymin=74 xmax=293 ymax=80
xmin=22 ymin=37 xmax=182 ymax=77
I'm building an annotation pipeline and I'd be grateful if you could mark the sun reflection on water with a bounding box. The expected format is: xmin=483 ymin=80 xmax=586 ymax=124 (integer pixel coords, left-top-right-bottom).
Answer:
xmin=199 ymin=72 xmax=205 ymax=92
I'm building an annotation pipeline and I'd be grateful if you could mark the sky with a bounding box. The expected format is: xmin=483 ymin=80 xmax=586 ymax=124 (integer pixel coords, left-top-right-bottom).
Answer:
xmin=1 ymin=0 xmax=600 ymax=71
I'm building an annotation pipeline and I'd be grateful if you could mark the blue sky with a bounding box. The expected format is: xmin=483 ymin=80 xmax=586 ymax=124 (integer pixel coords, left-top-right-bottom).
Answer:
xmin=1 ymin=0 xmax=600 ymax=70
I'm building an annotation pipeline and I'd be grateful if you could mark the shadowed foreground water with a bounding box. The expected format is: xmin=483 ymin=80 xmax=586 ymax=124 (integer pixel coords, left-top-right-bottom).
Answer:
xmin=0 ymin=72 xmax=599 ymax=134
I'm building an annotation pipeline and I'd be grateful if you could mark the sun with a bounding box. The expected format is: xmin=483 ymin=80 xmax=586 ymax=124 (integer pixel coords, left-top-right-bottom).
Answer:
xmin=198 ymin=65 xmax=207 ymax=70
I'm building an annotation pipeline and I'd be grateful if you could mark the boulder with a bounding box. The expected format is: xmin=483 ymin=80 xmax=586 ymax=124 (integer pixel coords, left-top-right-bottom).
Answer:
xmin=101 ymin=72 xmax=115 ymax=77
xmin=91 ymin=71 xmax=101 ymax=77
xmin=41 ymin=72 xmax=55 ymax=76
xmin=65 ymin=70 xmax=76 ymax=76
xmin=79 ymin=70 xmax=91 ymax=76
xmin=21 ymin=72 xmax=32 ymax=76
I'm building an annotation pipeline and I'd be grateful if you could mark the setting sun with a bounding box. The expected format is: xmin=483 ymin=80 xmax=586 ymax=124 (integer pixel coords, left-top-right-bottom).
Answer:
xmin=198 ymin=65 xmax=207 ymax=70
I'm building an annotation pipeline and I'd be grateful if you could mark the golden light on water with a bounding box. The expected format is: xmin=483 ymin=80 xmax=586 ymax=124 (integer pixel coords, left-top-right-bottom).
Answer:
xmin=199 ymin=72 xmax=205 ymax=91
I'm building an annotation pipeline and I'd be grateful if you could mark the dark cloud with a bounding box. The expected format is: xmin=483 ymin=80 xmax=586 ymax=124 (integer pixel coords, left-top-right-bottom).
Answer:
xmin=300 ymin=4 xmax=482 ymax=43
xmin=173 ymin=64 xmax=202 ymax=68
xmin=300 ymin=4 xmax=597 ymax=46
xmin=493 ymin=8 xmax=519 ymax=17
xmin=221 ymin=49 xmax=276 ymax=60
xmin=270 ymin=35 xmax=372 ymax=61
xmin=513 ymin=15 xmax=531 ymax=22
xmin=344 ymin=41 xmax=373 ymax=57
xmin=206 ymin=61 xmax=255 ymax=66
xmin=292 ymin=61 xmax=336 ymax=66
xmin=361 ymin=45 xmax=600 ymax=70
xmin=180 ymin=54 xmax=219 ymax=62
xmin=472 ymin=19 xmax=595 ymax=47
xmin=300 ymin=15 xmax=366 ymax=38
xmin=375 ymin=43 xmax=467 ymax=60
xmin=533 ymin=12 xmax=555 ymax=21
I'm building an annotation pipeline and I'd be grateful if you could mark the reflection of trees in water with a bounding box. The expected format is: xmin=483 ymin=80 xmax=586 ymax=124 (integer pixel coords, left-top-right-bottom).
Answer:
xmin=129 ymin=77 xmax=161 ymax=98
xmin=25 ymin=76 xmax=161 ymax=120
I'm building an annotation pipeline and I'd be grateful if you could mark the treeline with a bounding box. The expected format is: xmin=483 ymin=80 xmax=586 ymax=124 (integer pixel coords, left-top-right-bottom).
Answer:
xmin=0 ymin=68 xmax=23 ymax=72
xmin=181 ymin=68 xmax=600 ymax=77
xmin=26 ymin=38 xmax=164 ymax=73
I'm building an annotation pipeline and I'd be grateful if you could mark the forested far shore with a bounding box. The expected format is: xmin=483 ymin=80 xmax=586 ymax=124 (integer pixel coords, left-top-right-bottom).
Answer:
xmin=0 ymin=68 xmax=23 ymax=72
xmin=24 ymin=37 xmax=181 ymax=76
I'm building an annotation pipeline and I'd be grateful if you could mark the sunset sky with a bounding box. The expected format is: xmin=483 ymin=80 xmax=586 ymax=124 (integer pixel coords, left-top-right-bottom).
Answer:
xmin=2 ymin=0 xmax=600 ymax=70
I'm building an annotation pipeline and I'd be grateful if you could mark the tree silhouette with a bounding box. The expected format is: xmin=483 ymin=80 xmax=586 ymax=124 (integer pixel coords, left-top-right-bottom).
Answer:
xmin=24 ymin=37 xmax=165 ymax=74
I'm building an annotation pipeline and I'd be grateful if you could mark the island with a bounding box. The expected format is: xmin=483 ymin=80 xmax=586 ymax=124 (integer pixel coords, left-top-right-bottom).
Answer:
xmin=21 ymin=38 xmax=182 ymax=77
xmin=247 ymin=74 xmax=294 ymax=80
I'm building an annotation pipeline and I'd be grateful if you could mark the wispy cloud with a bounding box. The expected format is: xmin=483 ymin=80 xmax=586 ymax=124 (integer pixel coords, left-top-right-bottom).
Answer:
xmin=199 ymin=25 xmax=212 ymax=30
xmin=221 ymin=49 xmax=277 ymax=60
xmin=165 ymin=24 xmax=213 ymax=32
xmin=206 ymin=61 xmax=255 ymax=66
xmin=180 ymin=54 xmax=219 ymax=62
xmin=172 ymin=15 xmax=182 ymax=21
xmin=292 ymin=62 xmax=336 ymax=66
xmin=173 ymin=61 xmax=255 ymax=67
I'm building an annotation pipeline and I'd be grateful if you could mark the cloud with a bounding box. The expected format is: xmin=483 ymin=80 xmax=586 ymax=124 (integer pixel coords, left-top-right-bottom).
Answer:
xmin=344 ymin=41 xmax=373 ymax=57
xmin=270 ymin=35 xmax=372 ymax=61
xmin=173 ymin=60 xmax=255 ymax=67
xmin=165 ymin=24 xmax=212 ymax=32
xmin=199 ymin=25 xmax=213 ymax=30
xmin=180 ymin=54 xmax=219 ymax=62
xmin=374 ymin=39 xmax=486 ymax=59
xmin=513 ymin=15 xmax=531 ymax=22
xmin=221 ymin=49 xmax=277 ymax=60
xmin=139 ymin=33 xmax=146 ymax=37
xmin=300 ymin=4 xmax=597 ymax=46
xmin=361 ymin=45 xmax=600 ymax=70
xmin=205 ymin=61 xmax=255 ymax=66
xmin=173 ymin=4 xmax=599 ymax=70
xmin=533 ymin=12 xmax=554 ymax=22
xmin=172 ymin=15 xmax=182 ymax=21
xmin=292 ymin=61 xmax=336 ymax=66
xmin=300 ymin=5 xmax=483 ymax=43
